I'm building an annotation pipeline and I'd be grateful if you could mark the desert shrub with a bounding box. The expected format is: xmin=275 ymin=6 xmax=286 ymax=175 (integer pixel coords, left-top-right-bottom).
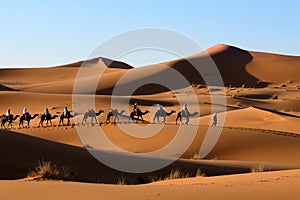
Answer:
xmin=117 ymin=178 xmax=127 ymax=185
xmin=251 ymin=164 xmax=265 ymax=173
xmin=27 ymin=160 xmax=76 ymax=181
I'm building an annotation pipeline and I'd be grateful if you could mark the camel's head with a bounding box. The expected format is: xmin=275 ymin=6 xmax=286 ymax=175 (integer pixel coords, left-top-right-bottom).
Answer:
xmin=170 ymin=110 xmax=176 ymax=114
xmin=33 ymin=114 xmax=39 ymax=117
xmin=192 ymin=112 xmax=200 ymax=117
xmin=145 ymin=110 xmax=150 ymax=114
xmin=120 ymin=110 xmax=126 ymax=114
xmin=97 ymin=110 xmax=105 ymax=115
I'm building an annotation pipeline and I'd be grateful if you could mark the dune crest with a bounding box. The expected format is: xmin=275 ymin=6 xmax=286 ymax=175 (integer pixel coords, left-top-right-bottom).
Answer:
xmin=1 ymin=44 xmax=300 ymax=95
xmin=57 ymin=57 xmax=134 ymax=69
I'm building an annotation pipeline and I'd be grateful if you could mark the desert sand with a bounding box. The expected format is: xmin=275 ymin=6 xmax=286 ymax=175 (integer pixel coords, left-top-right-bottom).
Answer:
xmin=0 ymin=44 xmax=300 ymax=199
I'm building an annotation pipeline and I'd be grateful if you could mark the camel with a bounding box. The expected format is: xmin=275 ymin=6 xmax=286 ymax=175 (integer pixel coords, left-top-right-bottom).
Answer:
xmin=1 ymin=114 xmax=20 ymax=129
xmin=19 ymin=113 xmax=39 ymax=128
xmin=59 ymin=111 xmax=78 ymax=126
xmin=129 ymin=108 xmax=150 ymax=123
xmin=106 ymin=109 xmax=125 ymax=124
xmin=39 ymin=114 xmax=58 ymax=127
xmin=176 ymin=111 xmax=199 ymax=125
xmin=82 ymin=109 xmax=104 ymax=124
xmin=153 ymin=109 xmax=176 ymax=124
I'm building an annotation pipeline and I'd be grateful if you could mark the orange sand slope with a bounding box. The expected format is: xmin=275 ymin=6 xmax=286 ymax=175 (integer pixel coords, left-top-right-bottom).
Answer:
xmin=1 ymin=169 xmax=300 ymax=200
xmin=1 ymin=44 xmax=300 ymax=95
xmin=0 ymin=44 xmax=300 ymax=199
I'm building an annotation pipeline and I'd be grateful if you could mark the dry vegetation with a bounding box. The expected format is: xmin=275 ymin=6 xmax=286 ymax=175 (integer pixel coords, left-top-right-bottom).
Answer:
xmin=251 ymin=164 xmax=265 ymax=173
xmin=27 ymin=160 xmax=76 ymax=181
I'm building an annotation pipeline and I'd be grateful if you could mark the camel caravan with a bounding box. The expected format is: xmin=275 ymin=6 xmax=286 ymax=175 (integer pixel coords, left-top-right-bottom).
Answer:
xmin=0 ymin=103 xmax=199 ymax=129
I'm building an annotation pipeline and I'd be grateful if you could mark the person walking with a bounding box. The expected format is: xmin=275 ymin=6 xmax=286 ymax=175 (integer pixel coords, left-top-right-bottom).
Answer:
xmin=182 ymin=104 xmax=189 ymax=125
xmin=212 ymin=112 xmax=218 ymax=127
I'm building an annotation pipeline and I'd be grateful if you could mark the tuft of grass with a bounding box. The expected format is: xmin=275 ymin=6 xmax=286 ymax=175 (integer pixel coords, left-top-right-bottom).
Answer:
xmin=117 ymin=178 xmax=127 ymax=185
xmin=196 ymin=168 xmax=206 ymax=177
xmin=191 ymin=153 xmax=200 ymax=160
xmin=149 ymin=176 xmax=163 ymax=183
xmin=164 ymin=169 xmax=184 ymax=180
xmin=27 ymin=160 xmax=76 ymax=181
xmin=149 ymin=168 xmax=206 ymax=183
xmin=251 ymin=164 xmax=265 ymax=173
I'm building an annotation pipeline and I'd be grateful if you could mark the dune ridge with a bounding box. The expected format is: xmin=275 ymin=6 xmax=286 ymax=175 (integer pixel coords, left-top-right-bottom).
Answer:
xmin=1 ymin=44 xmax=300 ymax=96
xmin=0 ymin=44 xmax=300 ymax=199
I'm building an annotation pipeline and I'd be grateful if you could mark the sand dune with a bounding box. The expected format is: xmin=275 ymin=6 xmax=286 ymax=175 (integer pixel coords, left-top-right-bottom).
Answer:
xmin=247 ymin=52 xmax=300 ymax=84
xmin=0 ymin=44 xmax=300 ymax=198
xmin=1 ymin=169 xmax=300 ymax=200
xmin=1 ymin=44 xmax=300 ymax=94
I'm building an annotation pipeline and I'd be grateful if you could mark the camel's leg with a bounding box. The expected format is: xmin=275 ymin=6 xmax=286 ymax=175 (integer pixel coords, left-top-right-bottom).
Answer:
xmin=156 ymin=116 xmax=160 ymax=124
xmin=3 ymin=122 xmax=7 ymax=129
xmin=8 ymin=122 xmax=12 ymax=129
xmin=91 ymin=117 xmax=97 ymax=125
xmin=185 ymin=116 xmax=189 ymax=125
xmin=1 ymin=122 xmax=5 ymax=129
xmin=135 ymin=115 xmax=139 ymax=123
xmin=130 ymin=114 xmax=134 ymax=122
xmin=46 ymin=119 xmax=50 ymax=126
xmin=128 ymin=114 xmax=132 ymax=123
xmin=176 ymin=113 xmax=181 ymax=124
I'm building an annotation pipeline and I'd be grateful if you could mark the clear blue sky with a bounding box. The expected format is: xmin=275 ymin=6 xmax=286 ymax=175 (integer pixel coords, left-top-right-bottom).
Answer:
xmin=0 ymin=0 xmax=299 ymax=68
